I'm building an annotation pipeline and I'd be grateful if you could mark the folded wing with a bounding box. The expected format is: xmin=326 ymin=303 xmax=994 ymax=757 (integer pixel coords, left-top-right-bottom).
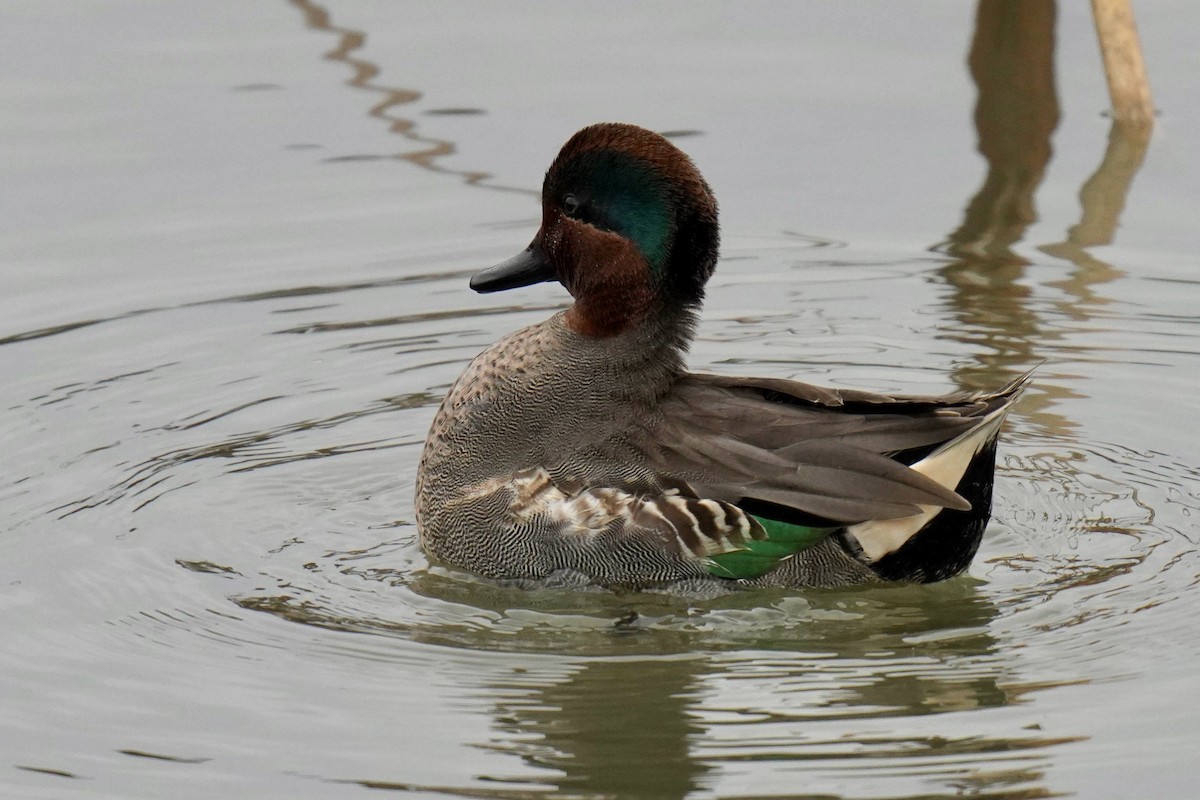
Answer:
xmin=633 ymin=371 xmax=1031 ymax=527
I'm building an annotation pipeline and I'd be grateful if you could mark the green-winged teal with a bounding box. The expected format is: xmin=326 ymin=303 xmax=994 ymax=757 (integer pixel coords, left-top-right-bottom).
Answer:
xmin=415 ymin=123 xmax=1028 ymax=592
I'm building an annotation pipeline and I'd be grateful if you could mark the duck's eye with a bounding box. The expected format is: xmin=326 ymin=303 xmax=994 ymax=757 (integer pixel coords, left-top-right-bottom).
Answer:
xmin=563 ymin=193 xmax=581 ymax=217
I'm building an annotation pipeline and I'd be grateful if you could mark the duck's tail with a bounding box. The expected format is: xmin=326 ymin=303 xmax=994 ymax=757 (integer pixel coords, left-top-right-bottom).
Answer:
xmin=841 ymin=370 xmax=1032 ymax=582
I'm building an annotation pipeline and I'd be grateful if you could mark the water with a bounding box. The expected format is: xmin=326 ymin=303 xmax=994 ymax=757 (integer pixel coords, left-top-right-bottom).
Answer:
xmin=3 ymin=2 xmax=1199 ymax=798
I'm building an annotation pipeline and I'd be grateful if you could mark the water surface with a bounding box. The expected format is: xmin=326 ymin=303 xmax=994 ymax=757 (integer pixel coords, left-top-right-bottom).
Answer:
xmin=3 ymin=2 xmax=1199 ymax=798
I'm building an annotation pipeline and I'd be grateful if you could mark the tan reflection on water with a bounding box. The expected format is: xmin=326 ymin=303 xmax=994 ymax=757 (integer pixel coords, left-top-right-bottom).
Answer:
xmin=1038 ymin=119 xmax=1152 ymax=310
xmin=937 ymin=0 xmax=1060 ymax=267
xmin=935 ymin=1 xmax=1152 ymax=442
xmin=289 ymin=0 xmax=533 ymax=196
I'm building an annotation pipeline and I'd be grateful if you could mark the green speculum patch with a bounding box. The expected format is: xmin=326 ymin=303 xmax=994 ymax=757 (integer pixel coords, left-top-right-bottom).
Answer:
xmin=706 ymin=516 xmax=839 ymax=580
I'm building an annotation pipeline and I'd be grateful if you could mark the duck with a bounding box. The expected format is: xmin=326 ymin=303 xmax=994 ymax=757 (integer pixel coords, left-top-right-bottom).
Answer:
xmin=415 ymin=122 xmax=1028 ymax=592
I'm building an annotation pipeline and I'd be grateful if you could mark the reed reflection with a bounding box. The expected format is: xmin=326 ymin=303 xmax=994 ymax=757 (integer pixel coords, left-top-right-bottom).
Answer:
xmin=935 ymin=1 xmax=1152 ymax=438
xmin=939 ymin=0 xmax=1059 ymax=268
xmin=289 ymin=0 xmax=532 ymax=196
xmin=1038 ymin=119 xmax=1152 ymax=314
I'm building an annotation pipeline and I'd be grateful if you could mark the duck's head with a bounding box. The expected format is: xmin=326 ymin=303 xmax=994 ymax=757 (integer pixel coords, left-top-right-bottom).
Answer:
xmin=470 ymin=123 xmax=719 ymax=337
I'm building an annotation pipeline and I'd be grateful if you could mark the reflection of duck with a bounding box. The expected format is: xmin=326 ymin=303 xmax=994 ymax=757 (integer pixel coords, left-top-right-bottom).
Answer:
xmin=444 ymin=584 xmax=1076 ymax=799
xmin=489 ymin=658 xmax=709 ymax=798
xmin=417 ymin=123 xmax=1028 ymax=592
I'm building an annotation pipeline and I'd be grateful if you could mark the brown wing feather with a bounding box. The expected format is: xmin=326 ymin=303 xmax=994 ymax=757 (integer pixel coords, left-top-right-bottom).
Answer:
xmin=633 ymin=371 xmax=1030 ymax=525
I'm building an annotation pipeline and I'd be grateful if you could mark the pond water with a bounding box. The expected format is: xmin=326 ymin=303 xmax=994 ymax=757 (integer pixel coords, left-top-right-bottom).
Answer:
xmin=3 ymin=2 xmax=1199 ymax=798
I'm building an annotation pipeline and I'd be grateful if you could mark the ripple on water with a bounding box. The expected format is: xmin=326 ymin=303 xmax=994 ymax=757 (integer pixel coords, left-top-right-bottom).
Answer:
xmin=5 ymin=243 xmax=1200 ymax=799
xmin=980 ymin=435 xmax=1200 ymax=677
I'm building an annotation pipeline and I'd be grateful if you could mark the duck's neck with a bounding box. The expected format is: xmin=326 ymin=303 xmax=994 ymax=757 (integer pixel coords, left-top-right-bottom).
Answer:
xmin=564 ymin=290 xmax=651 ymax=338
xmin=561 ymin=298 xmax=698 ymax=402
xmin=563 ymin=274 xmax=699 ymax=339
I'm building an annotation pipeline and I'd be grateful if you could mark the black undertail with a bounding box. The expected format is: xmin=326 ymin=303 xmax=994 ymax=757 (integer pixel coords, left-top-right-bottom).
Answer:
xmin=859 ymin=438 xmax=999 ymax=583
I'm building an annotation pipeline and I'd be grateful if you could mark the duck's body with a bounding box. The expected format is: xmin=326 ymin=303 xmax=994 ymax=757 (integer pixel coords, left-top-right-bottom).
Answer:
xmin=415 ymin=123 xmax=1027 ymax=592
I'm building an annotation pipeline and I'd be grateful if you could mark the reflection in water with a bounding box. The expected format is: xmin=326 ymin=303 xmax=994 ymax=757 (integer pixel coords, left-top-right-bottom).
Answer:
xmin=937 ymin=0 xmax=1059 ymax=267
xmin=289 ymin=0 xmax=533 ymax=196
xmin=515 ymin=587 xmax=1094 ymax=797
xmin=488 ymin=659 xmax=709 ymax=799
xmin=934 ymin=0 xmax=1071 ymax=442
xmin=241 ymin=571 xmax=1083 ymax=798
xmin=465 ymin=587 xmax=1074 ymax=799
xmin=1038 ymin=118 xmax=1152 ymax=310
xmin=934 ymin=1 xmax=1151 ymax=441
xmin=929 ymin=5 xmax=1170 ymax=678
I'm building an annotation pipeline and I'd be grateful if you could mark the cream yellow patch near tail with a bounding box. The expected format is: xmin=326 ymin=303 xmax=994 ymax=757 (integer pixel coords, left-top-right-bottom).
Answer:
xmin=845 ymin=406 xmax=1011 ymax=562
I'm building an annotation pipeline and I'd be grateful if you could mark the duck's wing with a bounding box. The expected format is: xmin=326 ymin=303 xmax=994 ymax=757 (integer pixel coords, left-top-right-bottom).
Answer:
xmin=633 ymin=370 xmax=1032 ymax=526
xmin=430 ymin=373 xmax=1028 ymax=588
